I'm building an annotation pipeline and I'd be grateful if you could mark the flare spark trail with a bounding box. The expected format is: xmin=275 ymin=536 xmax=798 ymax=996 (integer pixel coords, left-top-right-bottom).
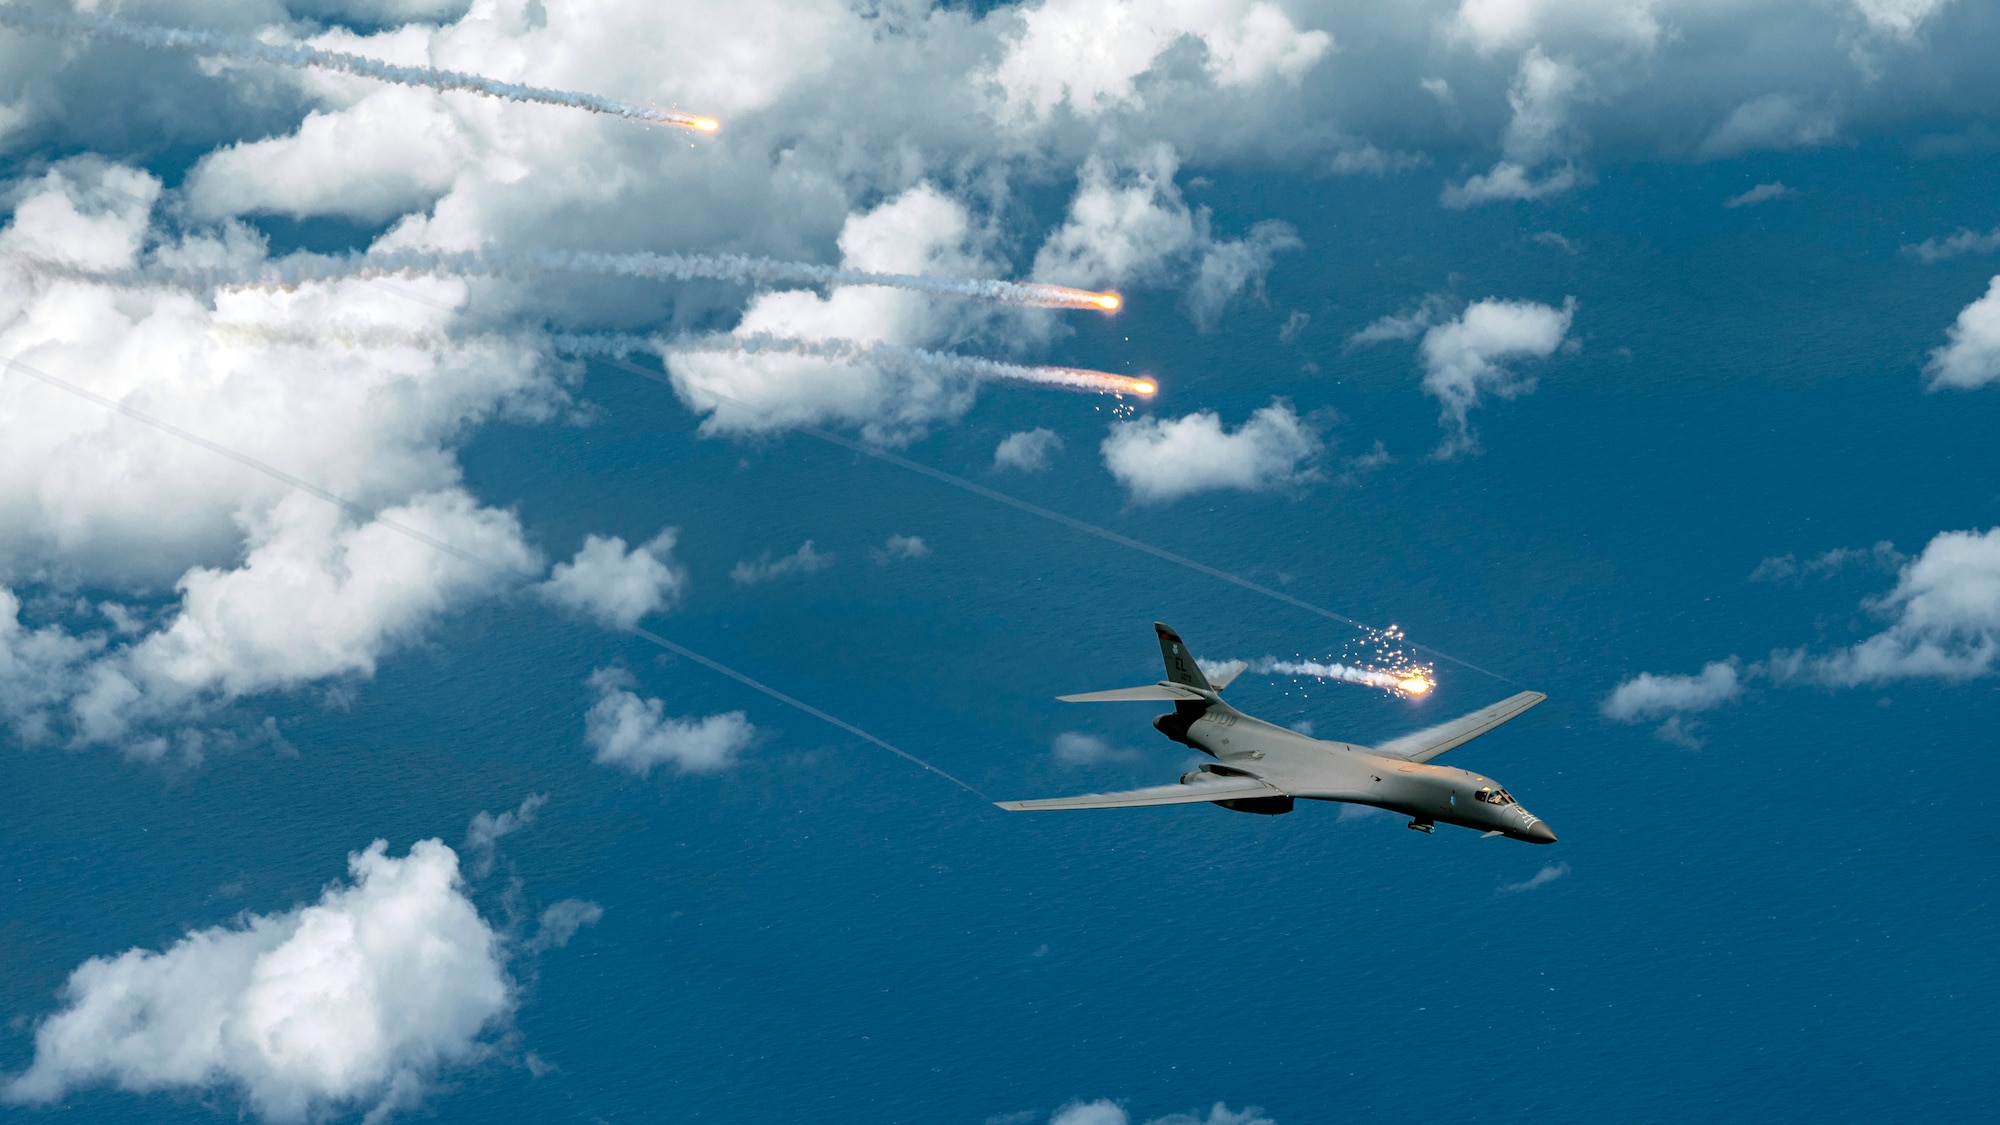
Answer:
xmin=0 ymin=10 xmax=719 ymax=131
xmin=1260 ymin=659 xmax=1434 ymax=696
xmin=39 ymin=249 xmax=1123 ymax=314
xmin=557 ymin=332 xmax=1155 ymax=398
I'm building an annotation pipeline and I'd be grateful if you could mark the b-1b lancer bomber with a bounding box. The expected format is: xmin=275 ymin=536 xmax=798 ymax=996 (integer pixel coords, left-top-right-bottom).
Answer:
xmin=998 ymin=623 xmax=1556 ymax=843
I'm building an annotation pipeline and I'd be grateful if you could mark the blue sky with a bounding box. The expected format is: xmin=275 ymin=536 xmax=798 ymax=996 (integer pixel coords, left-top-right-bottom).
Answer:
xmin=1 ymin=2 xmax=1998 ymax=1122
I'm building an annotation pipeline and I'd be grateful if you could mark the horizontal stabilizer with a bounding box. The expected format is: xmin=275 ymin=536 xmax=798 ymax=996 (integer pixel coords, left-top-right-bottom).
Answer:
xmin=996 ymin=775 xmax=1281 ymax=811
xmin=1203 ymin=660 xmax=1248 ymax=691
xmin=1376 ymin=690 xmax=1546 ymax=763
xmin=1057 ymin=682 xmax=1209 ymax=703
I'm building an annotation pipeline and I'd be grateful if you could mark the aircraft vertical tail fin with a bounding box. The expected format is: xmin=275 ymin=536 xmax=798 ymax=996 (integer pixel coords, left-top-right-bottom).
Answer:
xmin=1154 ymin=622 xmax=1213 ymax=691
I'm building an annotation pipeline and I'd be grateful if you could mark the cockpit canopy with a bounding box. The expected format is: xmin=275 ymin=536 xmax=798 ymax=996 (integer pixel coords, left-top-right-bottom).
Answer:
xmin=1473 ymin=786 xmax=1516 ymax=806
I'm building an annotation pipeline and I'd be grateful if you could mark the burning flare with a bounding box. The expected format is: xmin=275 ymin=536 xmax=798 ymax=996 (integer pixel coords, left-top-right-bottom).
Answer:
xmin=63 ymin=251 xmax=1128 ymax=315
xmin=554 ymin=332 xmax=1157 ymax=399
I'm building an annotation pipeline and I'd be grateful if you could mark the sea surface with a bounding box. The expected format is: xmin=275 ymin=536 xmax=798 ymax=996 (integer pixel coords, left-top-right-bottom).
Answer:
xmin=3 ymin=138 xmax=1997 ymax=1123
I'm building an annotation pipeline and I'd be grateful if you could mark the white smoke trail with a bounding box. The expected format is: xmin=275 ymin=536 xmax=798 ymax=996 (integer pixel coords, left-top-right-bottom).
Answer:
xmin=22 ymin=248 xmax=1124 ymax=313
xmin=552 ymin=332 xmax=1155 ymax=397
xmin=1231 ymin=655 xmax=1435 ymax=695
xmin=0 ymin=9 xmax=718 ymax=131
xmin=1260 ymin=658 xmax=1407 ymax=691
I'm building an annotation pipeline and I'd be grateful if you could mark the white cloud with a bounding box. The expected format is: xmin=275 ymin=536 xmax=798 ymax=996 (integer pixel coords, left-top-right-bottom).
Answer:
xmin=183 ymin=92 xmax=473 ymax=225
xmin=1101 ymin=399 xmax=1321 ymax=505
xmin=0 ymin=162 xmax=557 ymax=752
xmin=1448 ymin=0 xmax=1662 ymax=55
xmin=524 ymin=899 xmax=602 ymax=954
xmin=987 ymin=0 xmax=1330 ymax=122
xmin=1047 ymin=1101 xmax=1274 ymax=1125
xmin=1905 ymin=226 xmax=2000 ymax=264
xmin=1924 ymin=276 xmax=2000 ymax=390
xmin=1032 ymin=146 xmax=1300 ymax=330
xmin=0 ymin=588 xmax=102 ymax=747
xmin=1531 ymin=230 xmax=1580 ymax=254
xmin=539 ymin=530 xmax=686 ymax=629
xmin=1699 ymin=94 xmax=1838 ymax=159
xmin=730 ymin=540 xmax=833 ymax=585
xmin=870 ymin=534 xmax=930 ymax=563
xmin=1805 ymin=527 xmax=2000 ymax=684
xmin=463 ymin=793 xmax=546 ymax=880
xmin=583 ymin=666 xmax=754 ymax=776
xmin=1604 ymin=661 xmax=1742 ymax=743
xmin=1347 ymin=293 xmax=1453 ymax=347
xmin=1443 ymin=48 xmax=1587 ymax=207
xmin=994 ymin=428 xmax=1064 ymax=472
xmin=1725 ymin=182 xmax=1797 ymax=208
xmin=4 ymin=839 xmax=511 ymax=1123
xmin=68 ymin=490 xmax=538 ymax=753
xmin=1498 ymin=861 xmax=1571 ymax=895
xmin=1750 ymin=541 xmax=1905 ymax=582
xmin=1603 ymin=661 xmax=1743 ymax=723
xmin=1416 ymin=296 xmax=1575 ymax=455
xmin=1852 ymin=0 xmax=1955 ymax=40
xmin=1052 ymin=731 xmax=1141 ymax=765
xmin=664 ymin=183 xmax=1006 ymax=444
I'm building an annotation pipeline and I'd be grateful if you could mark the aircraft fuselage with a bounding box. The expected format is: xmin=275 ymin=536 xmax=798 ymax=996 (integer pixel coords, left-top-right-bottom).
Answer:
xmin=1158 ymin=697 xmax=1556 ymax=842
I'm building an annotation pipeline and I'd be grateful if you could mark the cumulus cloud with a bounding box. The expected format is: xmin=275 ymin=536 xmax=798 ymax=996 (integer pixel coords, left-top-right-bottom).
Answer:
xmin=731 ymin=540 xmax=833 ymax=585
xmin=1443 ymin=48 xmax=1588 ymax=207
xmin=0 ymin=162 xmax=556 ymax=753
xmin=870 ymin=534 xmax=930 ymax=563
xmin=1033 ymin=146 xmax=1300 ymax=330
xmin=1448 ymin=0 xmax=1662 ymax=55
xmin=539 ymin=530 xmax=686 ymax=629
xmin=583 ymin=666 xmax=755 ymax=776
xmin=1851 ymin=0 xmax=1956 ymax=41
xmin=987 ymin=0 xmax=1330 ymax=121
xmin=664 ymin=184 xmax=1007 ymax=444
xmin=1924 ymin=276 xmax=2000 ymax=390
xmin=1725 ymin=182 xmax=1797 ymax=208
xmin=1101 ymin=399 xmax=1321 ymax=504
xmin=4 ymin=839 xmax=511 ymax=1122
xmin=994 ymin=428 xmax=1063 ymax=472
xmin=1414 ymin=297 xmax=1576 ymax=455
xmin=184 ymin=93 xmax=473 ymax=225
xmin=463 ymin=793 xmax=547 ymax=879
xmin=1052 ymin=731 xmax=1141 ymax=765
xmin=1602 ymin=661 xmax=1742 ymax=745
xmin=1803 ymin=527 xmax=2000 ymax=684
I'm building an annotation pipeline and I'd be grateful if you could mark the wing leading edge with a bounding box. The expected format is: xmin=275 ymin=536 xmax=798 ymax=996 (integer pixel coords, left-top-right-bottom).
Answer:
xmin=1057 ymin=682 xmax=1209 ymax=702
xmin=995 ymin=775 xmax=1281 ymax=811
xmin=1375 ymin=690 xmax=1547 ymax=763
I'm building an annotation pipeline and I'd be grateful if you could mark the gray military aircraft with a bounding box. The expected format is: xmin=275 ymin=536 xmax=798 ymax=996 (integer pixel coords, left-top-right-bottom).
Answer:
xmin=997 ymin=622 xmax=1556 ymax=843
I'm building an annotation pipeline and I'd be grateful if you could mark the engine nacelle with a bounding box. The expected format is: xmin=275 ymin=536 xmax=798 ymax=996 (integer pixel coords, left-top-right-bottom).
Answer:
xmin=1217 ymin=795 xmax=1294 ymax=816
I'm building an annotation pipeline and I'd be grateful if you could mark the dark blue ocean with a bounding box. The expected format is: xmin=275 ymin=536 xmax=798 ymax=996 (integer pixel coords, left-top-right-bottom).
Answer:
xmin=4 ymin=139 xmax=1997 ymax=1123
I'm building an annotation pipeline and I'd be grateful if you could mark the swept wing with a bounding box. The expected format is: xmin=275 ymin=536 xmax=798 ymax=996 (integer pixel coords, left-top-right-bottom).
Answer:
xmin=1058 ymin=682 xmax=1208 ymax=703
xmin=995 ymin=774 xmax=1281 ymax=811
xmin=1375 ymin=690 xmax=1546 ymax=763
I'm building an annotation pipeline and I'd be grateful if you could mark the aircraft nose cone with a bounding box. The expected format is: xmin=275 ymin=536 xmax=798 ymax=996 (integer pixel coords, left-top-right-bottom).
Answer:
xmin=1524 ymin=820 xmax=1557 ymax=844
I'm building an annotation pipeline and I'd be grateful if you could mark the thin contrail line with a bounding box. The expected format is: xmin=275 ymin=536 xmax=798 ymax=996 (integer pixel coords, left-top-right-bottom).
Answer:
xmin=0 ymin=352 xmax=984 ymax=798
xmin=630 ymin=627 xmax=986 ymax=797
xmin=0 ymin=9 xmax=718 ymax=131
xmin=591 ymin=352 xmax=1515 ymax=685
